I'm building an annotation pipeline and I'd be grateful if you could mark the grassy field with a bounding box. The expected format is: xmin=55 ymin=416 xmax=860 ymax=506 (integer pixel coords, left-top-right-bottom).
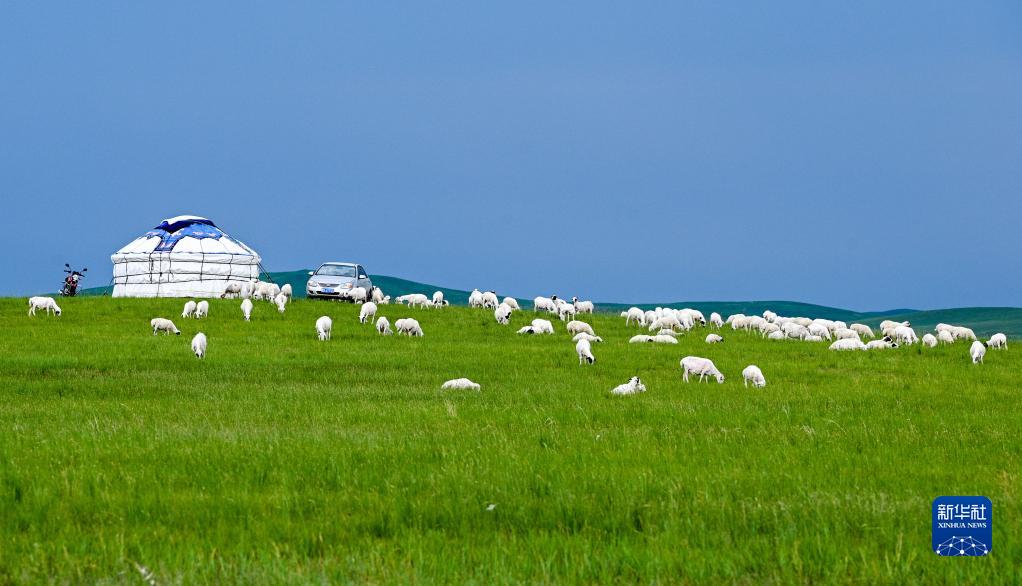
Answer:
xmin=0 ymin=297 xmax=1018 ymax=583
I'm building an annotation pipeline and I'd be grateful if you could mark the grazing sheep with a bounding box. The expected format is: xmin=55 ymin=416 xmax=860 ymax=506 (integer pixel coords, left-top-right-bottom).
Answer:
xmin=432 ymin=291 xmax=445 ymax=306
xmin=576 ymin=339 xmax=596 ymax=365
xmin=763 ymin=310 xmax=778 ymax=322
xmin=767 ymin=331 xmax=786 ymax=341
xmin=315 ymin=316 xmax=332 ymax=341
xmin=625 ymin=307 xmax=646 ymax=326
xmin=611 ymin=376 xmax=647 ymax=396
xmin=880 ymin=320 xmax=910 ymax=332
xmin=530 ymin=319 xmax=554 ymax=334
xmin=481 ymin=291 xmax=499 ymax=309
xmin=441 ymin=378 xmax=481 ymax=391
xmin=808 ymin=323 xmax=832 ymax=339
xmin=395 ymin=318 xmax=424 ymax=337
xmin=951 ymin=326 xmax=977 ymax=341
xmin=468 ymin=289 xmax=484 ymax=308
xmin=280 ymin=284 xmax=293 ymax=300
xmin=680 ymin=356 xmax=725 ymax=383
xmin=705 ymin=333 xmax=723 ymax=344
xmin=347 ymin=287 xmax=368 ymax=304
xmin=533 ymin=296 xmax=557 ymax=313
xmin=375 ymin=316 xmax=392 ymax=336
xmin=359 ymin=302 xmax=378 ymax=324
xmin=558 ymin=303 xmax=577 ymax=322
xmin=221 ymin=283 xmax=242 ymax=299
xmin=922 ymin=333 xmax=937 ymax=348
xmin=651 ymin=335 xmax=678 ymax=344
xmin=988 ymin=333 xmax=1007 ymax=349
xmin=195 ymin=300 xmax=209 ymax=319
xmin=629 ymin=335 xmax=655 ymax=343
xmin=241 ymin=299 xmax=253 ymax=321
xmin=240 ymin=282 xmax=252 ymax=300
xmin=494 ymin=303 xmax=513 ymax=325
xmin=829 ymin=339 xmax=866 ymax=351
xmin=273 ymin=293 xmax=287 ymax=314
xmin=572 ymin=332 xmax=603 ymax=343
xmin=572 ymin=297 xmax=595 ymax=314
xmin=150 ymin=318 xmax=180 ymax=336
xmin=191 ymin=332 xmax=207 ymax=359
xmin=709 ymin=312 xmax=724 ymax=328
xmin=566 ymin=320 xmax=595 ymax=336
xmin=937 ymin=330 xmax=955 ymax=344
xmin=517 ymin=326 xmax=538 ymax=335
xmin=850 ymin=324 xmax=875 ymax=339
xmin=370 ymin=287 xmax=385 ymax=303
xmin=834 ymin=328 xmax=860 ymax=341
xmin=893 ymin=325 xmax=918 ymax=345
xmin=742 ymin=365 xmax=766 ymax=388
xmin=866 ymin=339 xmax=899 ymax=350
xmin=182 ymin=300 xmax=197 ymax=319
xmin=502 ymin=297 xmax=520 ymax=310
xmin=970 ymin=340 xmax=986 ymax=364
xmin=28 ymin=296 xmax=62 ymax=317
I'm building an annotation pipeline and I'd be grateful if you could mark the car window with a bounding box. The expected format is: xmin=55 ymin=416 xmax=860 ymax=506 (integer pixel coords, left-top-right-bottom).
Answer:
xmin=317 ymin=265 xmax=356 ymax=277
xmin=358 ymin=267 xmax=368 ymax=278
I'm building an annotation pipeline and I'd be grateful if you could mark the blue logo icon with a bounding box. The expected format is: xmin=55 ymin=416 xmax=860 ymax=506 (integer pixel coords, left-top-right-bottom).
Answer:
xmin=932 ymin=496 xmax=991 ymax=556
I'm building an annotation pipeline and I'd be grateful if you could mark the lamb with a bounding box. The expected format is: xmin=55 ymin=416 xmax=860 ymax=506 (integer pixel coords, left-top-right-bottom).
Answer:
xmin=760 ymin=323 xmax=781 ymax=337
xmin=481 ymin=291 xmax=499 ymax=309
xmin=558 ymin=303 xmax=577 ymax=322
xmin=741 ymin=365 xmax=766 ymax=388
xmin=710 ymin=312 xmax=724 ymax=328
xmin=371 ymin=287 xmax=385 ymax=303
xmin=432 ymin=291 xmax=445 ymax=306
xmin=937 ymin=330 xmax=955 ymax=345
xmin=572 ymin=332 xmax=603 ymax=343
xmin=530 ymin=319 xmax=554 ymax=334
xmin=629 ymin=335 xmax=655 ymax=343
xmin=267 ymin=284 xmax=281 ymax=300
xmin=346 ymin=287 xmax=368 ymax=304
xmin=893 ymin=325 xmax=918 ymax=345
xmin=469 ymin=289 xmax=484 ymax=308
xmin=625 ymin=307 xmax=646 ymax=326
xmin=970 ymin=340 xmax=986 ymax=364
xmin=274 ymin=293 xmax=287 ymax=314
xmin=191 ymin=332 xmax=207 ymax=359
xmin=850 ymin=324 xmax=875 ymax=339
xmin=395 ymin=318 xmax=424 ymax=337
xmin=380 ymin=295 xmax=391 ymax=305
xmin=182 ymin=300 xmax=197 ymax=319
xmin=494 ymin=303 xmax=513 ymax=325
xmin=921 ymin=333 xmax=937 ymax=348
xmin=566 ymin=320 xmax=595 ymax=336
xmin=705 ymin=333 xmax=723 ymax=344
xmin=988 ymin=333 xmax=1007 ymax=349
xmin=195 ymin=300 xmax=209 ymax=319
xmin=28 ymin=296 xmax=62 ymax=316
xmin=376 ymin=316 xmax=392 ymax=336
xmin=280 ymin=284 xmax=293 ymax=300
xmin=651 ymin=335 xmax=678 ymax=344
xmin=866 ymin=339 xmax=899 ymax=350
xmin=220 ymin=283 xmax=242 ymax=298
xmin=315 ymin=316 xmax=332 ymax=341
xmin=572 ymin=297 xmax=595 ymax=314
xmin=533 ymin=296 xmax=557 ymax=313
xmin=680 ymin=356 xmax=725 ymax=383
xmin=359 ymin=302 xmax=378 ymax=324
xmin=829 ymin=338 xmax=866 ymax=351
xmin=807 ymin=323 xmax=831 ymax=339
xmin=611 ymin=376 xmax=646 ymax=396
xmin=150 ymin=318 xmax=180 ymax=336
xmin=502 ymin=297 xmax=520 ymax=311
xmin=441 ymin=378 xmax=481 ymax=391
xmin=951 ymin=326 xmax=977 ymax=341
xmin=241 ymin=298 xmax=253 ymax=321
xmin=576 ymin=339 xmax=596 ymax=365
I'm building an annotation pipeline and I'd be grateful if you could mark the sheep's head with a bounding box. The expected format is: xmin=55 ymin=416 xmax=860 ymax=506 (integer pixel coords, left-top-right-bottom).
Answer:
xmin=715 ymin=374 xmax=725 ymax=383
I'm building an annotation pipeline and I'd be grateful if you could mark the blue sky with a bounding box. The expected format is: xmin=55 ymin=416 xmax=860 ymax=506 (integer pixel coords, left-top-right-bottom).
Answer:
xmin=2 ymin=2 xmax=1020 ymax=309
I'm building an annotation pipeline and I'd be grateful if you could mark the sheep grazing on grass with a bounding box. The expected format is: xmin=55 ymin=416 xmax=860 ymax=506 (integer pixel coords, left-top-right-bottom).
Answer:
xmin=970 ymin=340 xmax=987 ymax=364
xmin=28 ymin=297 xmax=62 ymax=317
xmin=566 ymin=321 xmax=595 ymax=336
xmin=572 ymin=332 xmax=603 ymax=343
xmin=680 ymin=356 xmax=725 ymax=383
xmin=625 ymin=307 xmax=646 ymax=326
xmin=834 ymin=328 xmax=860 ymax=341
xmin=182 ymin=300 xmax=197 ymax=319
xmin=195 ymin=300 xmax=209 ymax=319
xmin=611 ymin=376 xmax=646 ymax=396
xmin=558 ymin=304 xmax=577 ymax=322
xmin=241 ymin=299 xmax=253 ymax=321
xmin=807 ymin=323 xmax=831 ymax=339
xmin=988 ymin=333 xmax=1007 ymax=349
xmin=866 ymin=339 xmax=899 ymax=350
xmin=346 ymin=287 xmax=368 ymax=304
xmin=709 ymin=312 xmax=724 ymax=328
xmin=481 ymin=291 xmax=499 ymax=309
xmin=829 ymin=339 xmax=866 ymax=351
xmin=951 ymin=326 xmax=977 ymax=341
xmin=767 ymin=331 xmax=786 ymax=341
xmin=273 ymin=293 xmax=287 ymax=314
xmin=705 ymin=334 xmax=723 ymax=344
xmin=893 ymin=325 xmax=918 ymax=345
xmin=742 ymin=365 xmax=766 ymax=388
xmin=576 ymin=339 xmax=595 ymax=365
xmin=468 ymin=289 xmax=484 ymax=308
xmin=517 ymin=326 xmax=538 ymax=335
xmin=432 ymin=291 xmax=445 ymax=306
xmin=533 ymin=296 xmax=557 ymax=313
xmin=280 ymin=284 xmax=293 ymax=300
xmin=629 ymin=335 xmax=655 ymax=343
xmin=572 ymin=297 xmax=594 ymax=314
xmin=651 ymin=335 xmax=678 ymax=344
xmin=494 ymin=303 xmax=513 ymax=325
xmin=221 ymin=283 xmax=242 ymax=298
xmin=502 ymin=297 xmax=520 ymax=311
xmin=151 ymin=318 xmax=180 ymax=336
xmin=371 ymin=287 xmax=385 ymax=303
xmin=937 ymin=330 xmax=955 ymax=345
xmin=441 ymin=378 xmax=480 ymax=391
xmin=191 ymin=332 xmax=207 ymax=359
xmin=530 ymin=319 xmax=554 ymax=334
xmin=395 ymin=318 xmax=424 ymax=337
xmin=359 ymin=302 xmax=378 ymax=324
xmin=922 ymin=333 xmax=937 ymax=348
xmin=850 ymin=324 xmax=874 ymax=339
xmin=374 ymin=316 xmax=392 ymax=336
xmin=315 ymin=316 xmax=332 ymax=341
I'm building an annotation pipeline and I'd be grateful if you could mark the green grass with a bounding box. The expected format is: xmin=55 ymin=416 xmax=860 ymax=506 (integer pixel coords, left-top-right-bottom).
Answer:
xmin=1 ymin=297 xmax=1018 ymax=583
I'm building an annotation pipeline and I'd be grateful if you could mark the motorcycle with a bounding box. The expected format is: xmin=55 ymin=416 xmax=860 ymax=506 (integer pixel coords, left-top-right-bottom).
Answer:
xmin=60 ymin=264 xmax=88 ymax=297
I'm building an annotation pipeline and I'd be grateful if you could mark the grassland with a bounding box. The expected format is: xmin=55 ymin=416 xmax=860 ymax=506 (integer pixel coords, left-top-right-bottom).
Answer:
xmin=0 ymin=297 xmax=1019 ymax=583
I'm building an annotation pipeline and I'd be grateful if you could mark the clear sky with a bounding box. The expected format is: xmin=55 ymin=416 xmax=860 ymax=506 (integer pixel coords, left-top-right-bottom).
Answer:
xmin=2 ymin=3 xmax=1020 ymax=310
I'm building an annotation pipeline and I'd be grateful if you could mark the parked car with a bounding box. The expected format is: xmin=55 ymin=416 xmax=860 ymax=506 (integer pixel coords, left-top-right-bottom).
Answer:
xmin=306 ymin=262 xmax=373 ymax=300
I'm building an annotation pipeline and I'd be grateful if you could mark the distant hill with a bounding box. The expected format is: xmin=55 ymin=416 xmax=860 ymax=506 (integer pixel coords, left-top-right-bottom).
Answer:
xmin=76 ymin=271 xmax=1021 ymax=337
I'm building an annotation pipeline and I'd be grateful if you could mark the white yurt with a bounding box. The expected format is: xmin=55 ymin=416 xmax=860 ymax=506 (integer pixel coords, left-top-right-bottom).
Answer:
xmin=111 ymin=215 xmax=262 ymax=298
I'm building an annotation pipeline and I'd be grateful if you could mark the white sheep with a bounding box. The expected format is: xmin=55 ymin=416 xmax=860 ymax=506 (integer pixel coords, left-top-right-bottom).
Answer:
xmin=533 ymin=296 xmax=557 ymax=313
xmin=829 ymin=339 xmax=866 ymax=351
xmin=347 ymin=287 xmax=368 ymax=304
xmin=359 ymin=302 xmax=378 ymax=324
xmin=629 ymin=335 xmax=654 ymax=343
xmin=763 ymin=310 xmax=777 ymax=322
xmin=530 ymin=319 xmax=554 ymax=334
xmin=625 ymin=307 xmax=646 ymax=326
xmin=804 ymin=335 xmax=824 ymax=342
xmin=441 ymin=378 xmax=480 ymax=391
xmin=937 ymin=330 xmax=955 ymax=345
xmin=988 ymin=333 xmax=1007 ymax=349
xmin=893 ymin=325 xmax=918 ymax=345
xmin=705 ymin=333 xmax=723 ymax=344
xmin=834 ymin=328 xmax=860 ymax=341
xmin=376 ymin=316 xmax=392 ymax=336
xmin=395 ymin=318 xmax=424 ymax=337
xmin=865 ymin=339 xmax=898 ymax=350
xmin=651 ymin=335 xmax=678 ymax=344
xmin=566 ymin=320 xmax=595 ymax=336
xmin=517 ymin=326 xmax=538 ymax=334
xmin=28 ymin=296 xmax=62 ymax=317
xmin=182 ymin=300 xmax=197 ymax=319
xmin=656 ymin=329 xmax=679 ymax=337
xmin=970 ymin=340 xmax=986 ymax=364
xmin=709 ymin=312 xmax=724 ymax=328
xmin=742 ymin=365 xmax=766 ymax=388
xmin=558 ymin=303 xmax=577 ymax=322
xmin=469 ymin=289 xmax=484 ymax=308
xmin=576 ymin=338 xmax=595 ymax=365
xmin=951 ymin=326 xmax=977 ymax=341
xmin=611 ymin=376 xmax=646 ymax=396
xmin=370 ymin=286 xmax=385 ymax=303
xmin=273 ymin=293 xmax=287 ymax=314
xmin=241 ymin=298 xmax=253 ymax=321
xmin=850 ymin=324 xmax=875 ymax=339
xmin=150 ymin=318 xmax=180 ymax=336
xmin=807 ymin=323 xmax=832 ymax=339
xmin=191 ymin=332 xmax=207 ymax=359
xmin=280 ymin=284 xmax=293 ymax=300
xmin=494 ymin=303 xmax=513 ymax=325
xmin=572 ymin=297 xmax=595 ymax=314
xmin=767 ymin=331 xmax=786 ymax=341
xmin=220 ymin=283 xmax=241 ymax=299
xmin=680 ymin=356 xmax=725 ymax=383
xmin=195 ymin=300 xmax=209 ymax=319
xmin=502 ymin=297 xmax=520 ymax=310
xmin=921 ymin=333 xmax=937 ymax=348
xmin=572 ymin=332 xmax=603 ymax=343
xmin=432 ymin=291 xmax=445 ymax=306
xmin=481 ymin=291 xmax=499 ymax=309
xmin=316 ymin=316 xmax=332 ymax=341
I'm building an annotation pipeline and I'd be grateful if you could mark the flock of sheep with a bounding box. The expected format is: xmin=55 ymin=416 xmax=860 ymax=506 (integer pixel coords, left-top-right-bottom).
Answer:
xmin=27 ymin=282 xmax=1010 ymax=392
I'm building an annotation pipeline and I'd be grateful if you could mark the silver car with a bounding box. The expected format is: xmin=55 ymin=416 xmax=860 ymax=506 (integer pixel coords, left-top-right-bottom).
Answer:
xmin=306 ymin=262 xmax=373 ymax=300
